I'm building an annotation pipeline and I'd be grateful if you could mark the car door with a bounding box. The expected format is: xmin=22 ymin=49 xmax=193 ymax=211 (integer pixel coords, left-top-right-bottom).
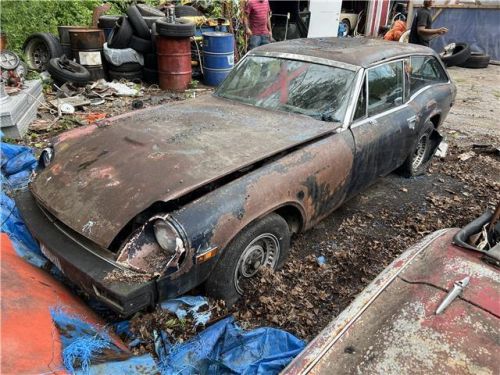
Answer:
xmin=347 ymin=60 xmax=418 ymax=197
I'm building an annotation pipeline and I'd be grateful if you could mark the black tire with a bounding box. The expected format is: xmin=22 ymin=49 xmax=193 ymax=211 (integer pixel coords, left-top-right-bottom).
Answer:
xmin=109 ymin=69 xmax=143 ymax=82
xmin=458 ymin=53 xmax=490 ymax=69
xmin=137 ymin=4 xmax=165 ymax=17
xmin=399 ymin=121 xmax=435 ymax=177
xmin=175 ymin=5 xmax=200 ymax=17
xmin=98 ymin=15 xmax=120 ymax=29
xmin=129 ymin=35 xmax=153 ymax=53
xmin=108 ymin=62 xmax=142 ymax=72
xmin=156 ymin=19 xmax=195 ymax=38
xmin=108 ymin=17 xmax=134 ymax=49
xmin=23 ymin=33 xmax=63 ymax=71
xmin=47 ymin=56 xmax=91 ymax=86
xmin=205 ymin=213 xmax=291 ymax=305
xmin=143 ymin=67 xmax=158 ymax=83
xmin=440 ymin=43 xmax=471 ymax=67
xmin=144 ymin=53 xmax=158 ymax=69
xmin=127 ymin=5 xmax=151 ymax=39
xmin=143 ymin=16 xmax=164 ymax=29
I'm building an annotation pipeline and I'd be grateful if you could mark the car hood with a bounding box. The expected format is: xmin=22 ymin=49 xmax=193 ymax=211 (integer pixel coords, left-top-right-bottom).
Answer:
xmin=31 ymin=95 xmax=334 ymax=249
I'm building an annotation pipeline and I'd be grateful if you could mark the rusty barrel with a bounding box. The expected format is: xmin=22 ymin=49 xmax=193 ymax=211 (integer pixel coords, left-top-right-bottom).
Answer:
xmin=69 ymin=29 xmax=105 ymax=81
xmin=156 ymin=36 xmax=192 ymax=91
xmin=58 ymin=26 xmax=86 ymax=59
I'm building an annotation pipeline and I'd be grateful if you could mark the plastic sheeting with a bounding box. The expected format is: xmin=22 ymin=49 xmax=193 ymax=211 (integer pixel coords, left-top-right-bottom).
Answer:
xmin=161 ymin=295 xmax=212 ymax=326
xmin=1 ymin=140 xmax=47 ymax=267
xmin=157 ymin=316 xmax=305 ymax=375
xmin=431 ymin=8 xmax=500 ymax=61
xmin=51 ymin=308 xmax=159 ymax=375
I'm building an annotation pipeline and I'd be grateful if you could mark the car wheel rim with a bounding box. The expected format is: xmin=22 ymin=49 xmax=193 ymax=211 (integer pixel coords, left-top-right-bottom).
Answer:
xmin=26 ymin=40 xmax=49 ymax=70
xmin=412 ymin=133 xmax=429 ymax=170
xmin=234 ymin=233 xmax=280 ymax=295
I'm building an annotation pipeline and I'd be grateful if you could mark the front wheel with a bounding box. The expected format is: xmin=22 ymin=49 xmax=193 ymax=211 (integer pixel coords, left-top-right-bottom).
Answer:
xmin=400 ymin=121 xmax=435 ymax=177
xmin=205 ymin=213 xmax=290 ymax=305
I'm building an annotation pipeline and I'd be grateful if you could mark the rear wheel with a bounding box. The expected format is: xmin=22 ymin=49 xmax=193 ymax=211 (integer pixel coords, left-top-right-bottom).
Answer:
xmin=400 ymin=121 xmax=435 ymax=177
xmin=205 ymin=213 xmax=290 ymax=305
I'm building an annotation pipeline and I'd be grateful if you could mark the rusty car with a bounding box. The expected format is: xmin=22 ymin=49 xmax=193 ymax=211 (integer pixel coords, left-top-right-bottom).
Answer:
xmin=283 ymin=205 xmax=499 ymax=374
xmin=17 ymin=38 xmax=456 ymax=315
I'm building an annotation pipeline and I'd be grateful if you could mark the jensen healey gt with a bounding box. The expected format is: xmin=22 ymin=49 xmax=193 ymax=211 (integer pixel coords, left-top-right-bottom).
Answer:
xmin=17 ymin=38 xmax=456 ymax=315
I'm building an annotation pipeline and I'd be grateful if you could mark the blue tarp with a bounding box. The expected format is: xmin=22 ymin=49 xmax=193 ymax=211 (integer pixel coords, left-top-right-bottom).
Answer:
xmin=431 ymin=8 xmax=500 ymax=61
xmin=158 ymin=316 xmax=305 ymax=375
xmin=1 ymin=140 xmax=306 ymax=375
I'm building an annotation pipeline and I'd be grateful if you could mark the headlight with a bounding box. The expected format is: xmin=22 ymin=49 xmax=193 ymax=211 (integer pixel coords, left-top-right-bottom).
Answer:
xmin=153 ymin=219 xmax=182 ymax=255
xmin=39 ymin=147 xmax=54 ymax=168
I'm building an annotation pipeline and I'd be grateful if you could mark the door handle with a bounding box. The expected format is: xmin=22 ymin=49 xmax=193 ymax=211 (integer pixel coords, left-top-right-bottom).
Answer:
xmin=407 ymin=115 xmax=417 ymax=130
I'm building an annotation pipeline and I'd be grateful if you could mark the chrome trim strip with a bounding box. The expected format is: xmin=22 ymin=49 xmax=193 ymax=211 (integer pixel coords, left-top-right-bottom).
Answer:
xmin=342 ymin=68 xmax=365 ymax=130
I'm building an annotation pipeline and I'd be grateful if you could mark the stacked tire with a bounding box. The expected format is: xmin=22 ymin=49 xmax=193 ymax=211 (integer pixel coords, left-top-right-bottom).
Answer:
xmin=440 ymin=42 xmax=490 ymax=69
xmin=104 ymin=5 xmax=164 ymax=82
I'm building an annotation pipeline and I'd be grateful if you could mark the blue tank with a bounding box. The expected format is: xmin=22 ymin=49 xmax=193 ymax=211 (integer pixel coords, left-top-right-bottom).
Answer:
xmin=203 ymin=32 xmax=234 ymax=86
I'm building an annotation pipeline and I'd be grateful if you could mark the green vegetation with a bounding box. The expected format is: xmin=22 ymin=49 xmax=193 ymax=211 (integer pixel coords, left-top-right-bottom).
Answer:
xmin=0 ymin=0 xmax=160 ymax=53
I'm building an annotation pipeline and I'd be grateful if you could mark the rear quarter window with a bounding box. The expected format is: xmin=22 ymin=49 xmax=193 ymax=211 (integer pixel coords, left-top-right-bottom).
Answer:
xmin=408 ymin=56 xmax=448 ymax=96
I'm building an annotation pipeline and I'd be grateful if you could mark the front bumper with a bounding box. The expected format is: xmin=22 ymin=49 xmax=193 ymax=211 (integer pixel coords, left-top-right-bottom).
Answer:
xmin=15 ymin=189 xmax=157 ymax=316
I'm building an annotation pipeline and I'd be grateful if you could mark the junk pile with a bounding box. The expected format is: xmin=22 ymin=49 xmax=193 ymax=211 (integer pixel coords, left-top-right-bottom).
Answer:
xmin=0 ymin=139 xmax=306 ymax=375
xmin=20 ymin=3 xmax=236 ymax=91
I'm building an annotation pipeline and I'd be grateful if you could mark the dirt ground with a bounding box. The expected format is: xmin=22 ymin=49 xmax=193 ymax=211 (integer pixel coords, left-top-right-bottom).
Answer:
xmin=13 ymin=65 xmax=500 ymax=350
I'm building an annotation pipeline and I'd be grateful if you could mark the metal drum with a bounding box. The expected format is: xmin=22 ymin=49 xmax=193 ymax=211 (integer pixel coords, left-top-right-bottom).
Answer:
xmin=69 ymin=29 xmax=105 ymax=81
xmin=156 ymin=36 xmax=192 ymax=91
xmin=58 ymin=26 xmax=86 ymax=59
xmin=202 ymin=32 xmax=234 ymax=86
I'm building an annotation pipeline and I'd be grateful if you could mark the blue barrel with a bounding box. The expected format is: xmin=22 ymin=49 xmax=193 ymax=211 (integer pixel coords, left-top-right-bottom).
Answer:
xmin=203 ymin=32 xmax=234 ymax=86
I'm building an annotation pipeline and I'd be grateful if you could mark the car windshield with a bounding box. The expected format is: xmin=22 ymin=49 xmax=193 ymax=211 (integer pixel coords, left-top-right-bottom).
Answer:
xmin=216 ymin=56 xmax=355 ymax=122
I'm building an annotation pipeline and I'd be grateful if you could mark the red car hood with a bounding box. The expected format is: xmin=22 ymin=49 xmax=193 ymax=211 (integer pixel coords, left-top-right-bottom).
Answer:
xmin=30 ymin=95 xmax=333 ymax=248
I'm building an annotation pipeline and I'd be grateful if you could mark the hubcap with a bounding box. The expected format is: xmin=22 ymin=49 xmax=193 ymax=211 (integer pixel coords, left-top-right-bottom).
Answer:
xmin=234 ymin=233 xmax=280 ymax=295
xmin=412 ymin=133 xmax=429 ymax=170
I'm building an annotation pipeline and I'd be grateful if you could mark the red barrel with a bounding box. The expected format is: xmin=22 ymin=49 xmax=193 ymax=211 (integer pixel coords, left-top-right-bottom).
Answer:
xmin=156 ymin=36 xmax=192 ymax=91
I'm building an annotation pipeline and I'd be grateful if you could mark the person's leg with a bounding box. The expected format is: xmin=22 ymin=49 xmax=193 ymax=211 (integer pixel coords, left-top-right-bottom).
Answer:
xmin=259 ymin=35 xmax=271 ymax=46
xmin=248 ymin=35 xmax=260 ymax=50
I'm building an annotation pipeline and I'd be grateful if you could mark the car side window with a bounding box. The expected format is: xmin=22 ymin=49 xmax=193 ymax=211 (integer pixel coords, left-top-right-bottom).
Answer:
xmin=353 ymin=77 xmax=367 ymax=121
xmin=408 ymin=56 xmax=448 ymax=96
xmin=367 ymin=61 xmax=403 ymax=116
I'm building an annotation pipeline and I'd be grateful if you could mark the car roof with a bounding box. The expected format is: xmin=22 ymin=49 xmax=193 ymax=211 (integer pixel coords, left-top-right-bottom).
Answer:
xmin=249 ymin=38 xmax=436 ymax=68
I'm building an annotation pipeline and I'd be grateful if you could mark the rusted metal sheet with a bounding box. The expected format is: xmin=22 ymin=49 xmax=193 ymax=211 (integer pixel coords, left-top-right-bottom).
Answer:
xmin=252 ymin=38 xmax=438 ymax=69
xmin=157 ymin=35 xmax=192 ymax=91
xmin=30 ymin=95 xmax=335 ymax=249
xmin=283 ymin=229 xmax=500 ymax=375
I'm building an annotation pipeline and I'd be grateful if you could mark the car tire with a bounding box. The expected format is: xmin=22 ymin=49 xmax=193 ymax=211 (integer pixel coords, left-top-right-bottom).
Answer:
xmin=108 ymin=17 xmax=134 ymax=49
xmin=458 ymin=53 xmax=490 ymax=69
xmin=156 ymin=19 xmax=196 ymax=38
xmin=47 ymin=57 xmax=91 ymax=86
xmin=400 ymin=121 xmax=435 ymax=177
xmin=440 ymin=43 xmax=471 ymax=67
xmin=175 ymin=5 xmax=200 ymax=17
xmin=127 ymin=5 xmax=151 ymax=39
xmin=143 ymin=67 xmax=158 ymax=83
xmin=129 ymin=35 xmax=153 ymax=53
xmin=204 ymin=213 xmax=291 ymax=305
xmin=143 ymin=16 xmax=163 ymax=29
xmin=109 ymin=69 xmax=143 ymax=82
xmin=108 ymin=62 xmax=142 ymax=72
xmin=144 ymin=53 xmax=158 ymax=69
xmin=137 ymin=4 xmax=165 ymax=17
xmin=98 ymin=15 xmax=120 ymax=29
xmin=23 ymin=33 xmax=63 ymax=71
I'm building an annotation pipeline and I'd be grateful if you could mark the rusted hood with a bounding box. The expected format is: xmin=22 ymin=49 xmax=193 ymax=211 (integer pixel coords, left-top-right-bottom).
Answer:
xmin=30 ymin=95 xmax=334 ymax=248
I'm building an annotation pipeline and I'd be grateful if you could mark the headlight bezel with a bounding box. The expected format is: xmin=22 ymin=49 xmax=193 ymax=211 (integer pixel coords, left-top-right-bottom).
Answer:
xmin=39 ymin=146 xmax=54 ymax=168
